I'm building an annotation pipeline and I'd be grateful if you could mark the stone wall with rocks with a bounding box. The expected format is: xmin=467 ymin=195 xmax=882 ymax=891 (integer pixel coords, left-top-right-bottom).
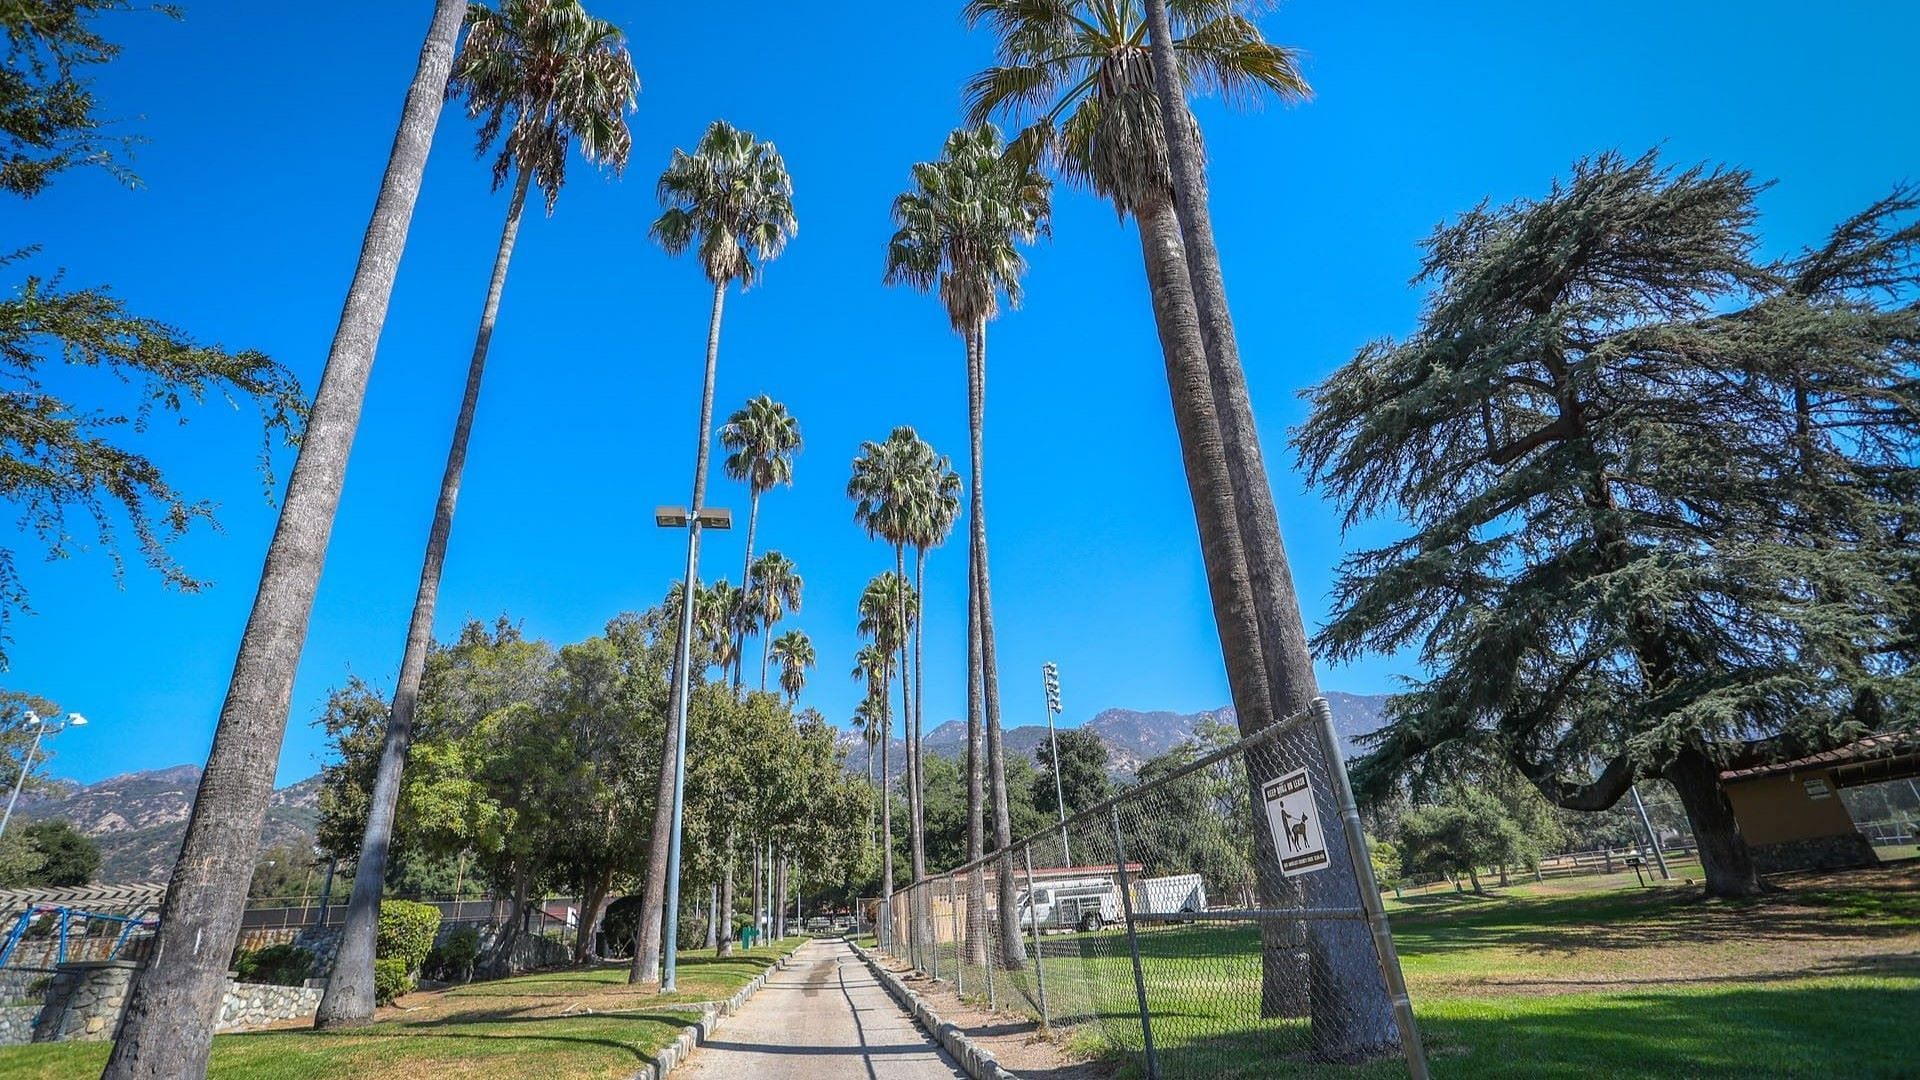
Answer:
xmin=31 ymin=961 xmax=139 ymax=1042
xmin=1751 ymin=832 xmax=1879 ymax=874
xmin=0 ymin=1005 xmax=37 ymax=1046
xmin=215 ymin=980 xmax=324 ymax=1032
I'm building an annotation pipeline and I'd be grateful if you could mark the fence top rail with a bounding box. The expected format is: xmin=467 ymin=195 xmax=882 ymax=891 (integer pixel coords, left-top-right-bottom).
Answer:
xmin=919 ymin=698 xmax=1325 ymax=883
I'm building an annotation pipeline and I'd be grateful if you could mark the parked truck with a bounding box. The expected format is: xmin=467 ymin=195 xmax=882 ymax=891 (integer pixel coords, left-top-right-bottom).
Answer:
xmin=1015 ymin=873 xmax=1208 ymax=933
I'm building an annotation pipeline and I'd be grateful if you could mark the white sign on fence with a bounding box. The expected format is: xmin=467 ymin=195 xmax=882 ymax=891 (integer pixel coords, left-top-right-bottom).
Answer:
xmin=1263 ymin=768 xmax=1330 ymax=877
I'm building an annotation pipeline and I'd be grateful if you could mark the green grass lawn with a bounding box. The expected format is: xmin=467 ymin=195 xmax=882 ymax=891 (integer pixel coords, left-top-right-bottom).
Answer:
xmin=894 ymin=863 xmax=1920 ymax=1078
xmin=0 ymin=937 xmax=808 ymax=1080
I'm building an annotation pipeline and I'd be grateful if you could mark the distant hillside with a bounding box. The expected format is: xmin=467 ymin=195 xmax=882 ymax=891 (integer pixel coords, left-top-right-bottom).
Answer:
xmin=841 ymin=691 xmax=1391 ymax=779
xmin=20 ymin=767 xmax=321 ymax=884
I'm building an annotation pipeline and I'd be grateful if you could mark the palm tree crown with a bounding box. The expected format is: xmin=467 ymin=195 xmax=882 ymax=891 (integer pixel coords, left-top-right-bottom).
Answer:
xmin=770 ymin=630 xmax=815 ymax=702
xmin=857 ymin=572 xmax=918 ymax=655
xmin=452 ymin=0 xmax=640 ymax=211
xmin=652 ymin=119 xmax=798 ymax=287
xmin=848 ymin=428 xmax=932 ymax=549
xmin=884 ymin=124 xmax=1050 ymax=333
xmin=722 ymin=395 xmax=803 ymax=497
xmin=962 ymin=0 xmax=1307 ymax=215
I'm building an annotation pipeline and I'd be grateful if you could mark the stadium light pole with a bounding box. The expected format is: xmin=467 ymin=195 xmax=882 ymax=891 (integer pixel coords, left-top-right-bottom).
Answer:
xmin=0 ymin=711 xmax=86 ymax=842
xmin=655 ymin=503 xmax=732 ymax=992
xmin=1628 ymin=784 xmax=1672 ymax=881
xmin=1042 ymin=663 xmax=1068 ymax=865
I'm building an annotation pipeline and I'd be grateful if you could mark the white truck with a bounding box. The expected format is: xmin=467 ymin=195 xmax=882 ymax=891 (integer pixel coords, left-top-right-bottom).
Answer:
xmin=1015 ymin=873 xmax=1208 ymax=933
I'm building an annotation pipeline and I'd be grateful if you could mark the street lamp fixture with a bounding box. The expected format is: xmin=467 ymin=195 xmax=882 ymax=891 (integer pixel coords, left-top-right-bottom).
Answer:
xmin=2 ymin=710 xmax=88 ymax=841
xmin=1042 ymin=663 xmax=1070 ymax=866
xmin=654 ymin=501 xmax=729 ymax=993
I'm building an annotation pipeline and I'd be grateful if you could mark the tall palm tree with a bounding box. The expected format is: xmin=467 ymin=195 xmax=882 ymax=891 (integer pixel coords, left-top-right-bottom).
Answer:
xmin=702 ymin=578 xmax=745 ymax=681
xmin=851 ymin=637 xmax=895 ymax=940
xmin=721 ymin=394 xmax=803 ymax=596
xmin=884 ymin=125 xmax=1046 ymax=968
xmin=317 ymin=0 xmax=635 ymax=1029
xmin=903 ymin=438 xmax=961 ymax=837
xmin=632 ymin=119 xmax=796 ymax=985
xmin=849 ymin=430 xmax=931 ymax=908
xmin=748 ymin=552 xmax=803 ymax=689
xmin=770 ymin=629 xmax=815 ymax=703
xmin=103 ymin=5 xmax=469 ymax=1073
xmin=851 ymin=692 xmax=885 ymax=841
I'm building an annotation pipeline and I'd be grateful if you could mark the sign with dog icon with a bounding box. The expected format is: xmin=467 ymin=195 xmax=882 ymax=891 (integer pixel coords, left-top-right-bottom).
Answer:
xmin=1263 ymin=768 xmax=1330 ymax=877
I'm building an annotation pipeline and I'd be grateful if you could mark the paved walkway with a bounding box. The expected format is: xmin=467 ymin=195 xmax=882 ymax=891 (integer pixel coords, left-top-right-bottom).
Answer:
xmin=677 ymin=937 xmax=967 ymax=1080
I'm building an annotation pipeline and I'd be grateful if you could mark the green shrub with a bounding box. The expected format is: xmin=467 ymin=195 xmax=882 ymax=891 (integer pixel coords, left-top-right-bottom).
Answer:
xmin=232 ymin=943 xmax=313 ymax=986
xmin=424 ymin=926 xmax=481 ymax=983
xmin=376 ymin=900 xmax=441 ymax=975
xmin=373 ymin=957 xmax=413 ymax=1005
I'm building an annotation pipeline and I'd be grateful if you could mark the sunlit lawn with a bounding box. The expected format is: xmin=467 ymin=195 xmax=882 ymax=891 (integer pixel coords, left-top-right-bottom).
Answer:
xmin=0 ymin=937 xmax=808 ymax=1080
xmin=895 ymin=863 xmax=1920 ymax=1078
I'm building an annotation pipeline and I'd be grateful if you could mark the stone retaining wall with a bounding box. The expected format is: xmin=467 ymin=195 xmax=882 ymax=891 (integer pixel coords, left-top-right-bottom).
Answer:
xmin=216 ymin=980 xmax=325 ymax=1032
xmin=0 ymin=1005 xmax=36 ymax=1045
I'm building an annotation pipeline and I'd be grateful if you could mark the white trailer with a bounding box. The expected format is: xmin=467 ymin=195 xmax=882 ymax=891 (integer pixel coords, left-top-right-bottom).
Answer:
xmin=1131 ymin=873 xmax=1207 ymax=915
xmin=1015 ymin=876 xmax=1122 ymax=933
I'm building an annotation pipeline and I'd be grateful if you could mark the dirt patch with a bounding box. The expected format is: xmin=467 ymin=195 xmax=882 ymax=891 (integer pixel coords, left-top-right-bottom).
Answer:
xmin=875 ymin=955 xmax=1114 ymax=1080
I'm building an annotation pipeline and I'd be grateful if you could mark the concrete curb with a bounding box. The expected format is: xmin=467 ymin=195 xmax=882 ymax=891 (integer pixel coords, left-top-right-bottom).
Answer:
xmin=848 ymin=939 xmax=1020 ymax=1080
xmin=628 ymin=942 xmax=805 ymax=1080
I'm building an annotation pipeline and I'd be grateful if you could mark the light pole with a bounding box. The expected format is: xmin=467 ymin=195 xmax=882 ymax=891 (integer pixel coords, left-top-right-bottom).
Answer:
xmin=0 ymin=710 xmax=86 ymax=842
xmin=1629 ymin=784 xmax=1672 ymax=881
xmin=655 ymin=503 xmax=731 ymax=992
xmin=1042 ymin=663 xmax=1068 ymax=866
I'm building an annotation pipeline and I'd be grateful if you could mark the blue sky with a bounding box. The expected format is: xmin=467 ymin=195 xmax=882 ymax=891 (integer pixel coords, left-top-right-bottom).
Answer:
xmin=7 ymin=1 xmax=1916 ymax=786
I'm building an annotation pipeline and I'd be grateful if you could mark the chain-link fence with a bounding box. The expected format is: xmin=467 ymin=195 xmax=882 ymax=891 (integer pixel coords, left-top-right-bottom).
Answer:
xmin=871 ymin=698 xmax=1427 ymax=1079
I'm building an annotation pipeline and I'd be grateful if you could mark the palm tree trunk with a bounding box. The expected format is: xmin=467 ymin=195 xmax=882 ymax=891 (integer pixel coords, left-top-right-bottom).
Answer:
xmin=317 ymin=164 xmax=532 ymax=1030
xmin=966 ymin=320 xmax=1023 ymax=970
xmin=633 ymin=278 xmax=730 ymax=984
xmin=878 ymin=675 xmax=895 ymax=947
xmin=100 ymin=6 xmax=465 ymax=1073
xmin=963 ymin=328 xmax=989 ymax=969
xmin=705 ymin=883 xmax=719 ymax=949
xmin=1135 ymin=199 xmax=1307 ymax=1016
xmin=897 ymin=545 xmax=924 ymax=926
xmin=752 ymin=844 xmax=764 ymax=948
xmin=1140 ymin=0 xmax=1398 ymax=1055
xmin=911 ymin=544 xmax=930 ymax=954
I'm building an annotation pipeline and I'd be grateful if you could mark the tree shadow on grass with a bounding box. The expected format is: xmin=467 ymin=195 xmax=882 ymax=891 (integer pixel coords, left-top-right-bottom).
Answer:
xmin=1132 ymin=979 xmax=1919 ymax=1079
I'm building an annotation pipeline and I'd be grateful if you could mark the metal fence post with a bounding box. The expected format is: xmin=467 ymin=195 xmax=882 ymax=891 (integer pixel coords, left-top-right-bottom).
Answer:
xmin=1110 ymin=807 xmax=1160 ymax=1080
xmin=1023 ymin=845 xmax=1049 ymax=1028
xmin=1312 ymin=696 xmax=1430 ymax=1080
xmin=927 ymin=881 xmax=938 ymax=982
xmin=950 ymin=874 xmax=963 ymax=997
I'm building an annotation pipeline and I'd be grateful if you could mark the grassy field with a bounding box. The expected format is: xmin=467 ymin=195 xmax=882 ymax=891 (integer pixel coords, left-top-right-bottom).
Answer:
xmin=897 ymin=862 xmax=1919 ymax=1078
xmin=0 ymin=937 xmax=806 ymax=1080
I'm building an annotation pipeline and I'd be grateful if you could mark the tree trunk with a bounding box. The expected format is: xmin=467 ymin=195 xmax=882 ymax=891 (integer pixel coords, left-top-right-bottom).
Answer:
xmin=752 ymin=844 xmax=764 ymax=948
xmin=101 ymin=5 xmax=465 ymax=1074
xmin=1467 ymin=866 xmax=1483 ymax=893
xmin=1665 ymin=744 xmax=1763 ymax=897
xmin=774 ymin=854 xmax=788 ymax=939
xmin=879 ymin=669 xmax=895 ymax=948
xmin=719 ymin=836 xmax=736 ymax=958
xmin=705 ymin=883 xmax=718 ymax=949
xmin=1140 ymin=0 xmax=1402 ymax=1058
xmin=317 ymin=163 xmax=532 ymax=1031
xmin=576 ymin=867 xmax=613 ymax=965
xmin=960 ymin=326 xmax=990 ymax=968
xmin=912 ymin=545 xmax=930 ymax=955
xmin=967 ymin=322 xmax=1024 ymax=971
xmin=633 ymin=278 xmax=730 ymax=984
xmin=898 ymin=542 xmax=925 ymax=952
xmin=1134 ymin=198 xmax=1305 ymax=1017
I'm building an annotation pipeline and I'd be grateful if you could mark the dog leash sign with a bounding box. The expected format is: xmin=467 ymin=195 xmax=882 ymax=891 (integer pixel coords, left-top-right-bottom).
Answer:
xmin=1263 ymin=768 xmax=1329 ymax=878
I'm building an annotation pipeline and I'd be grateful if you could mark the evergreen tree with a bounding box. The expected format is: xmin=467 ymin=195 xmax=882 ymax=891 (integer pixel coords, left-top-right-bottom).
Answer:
xmin=1296 ymin=152 xmax=1920 ymax=898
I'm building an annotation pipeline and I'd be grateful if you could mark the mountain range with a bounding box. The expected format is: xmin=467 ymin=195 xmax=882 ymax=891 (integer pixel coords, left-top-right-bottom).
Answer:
xmin=26 ymin=693 xmax=1389 ymax=884
xmin=839 ymin=691 xmax=1390 ymax=779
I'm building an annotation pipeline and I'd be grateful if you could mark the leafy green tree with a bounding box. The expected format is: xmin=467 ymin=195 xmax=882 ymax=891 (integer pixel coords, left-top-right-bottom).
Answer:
xmin=319 ymin=0 xmax=637 ymax=1028
xmin=0 ymin=2 xmax=304 ymax=662
xmin=108 ymin=3 xmax=470 ymax=1072
xmin=634 ymin=117 xmax=795 ymax=985
xmin=1033 ymin=728 xmax=1111 ymax=819
xmin=246 ymin=842 xmax=315 ymax=904
xmin=1297 ymin=153 xmax=1920 ymax=899
xmin=17 ymin=819 xmax=97 ymax=886
xmin=1399 ymin=787 xmax=1547 ymax=893
xmin=884 ymin=123 xmax=1047 ymax=968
